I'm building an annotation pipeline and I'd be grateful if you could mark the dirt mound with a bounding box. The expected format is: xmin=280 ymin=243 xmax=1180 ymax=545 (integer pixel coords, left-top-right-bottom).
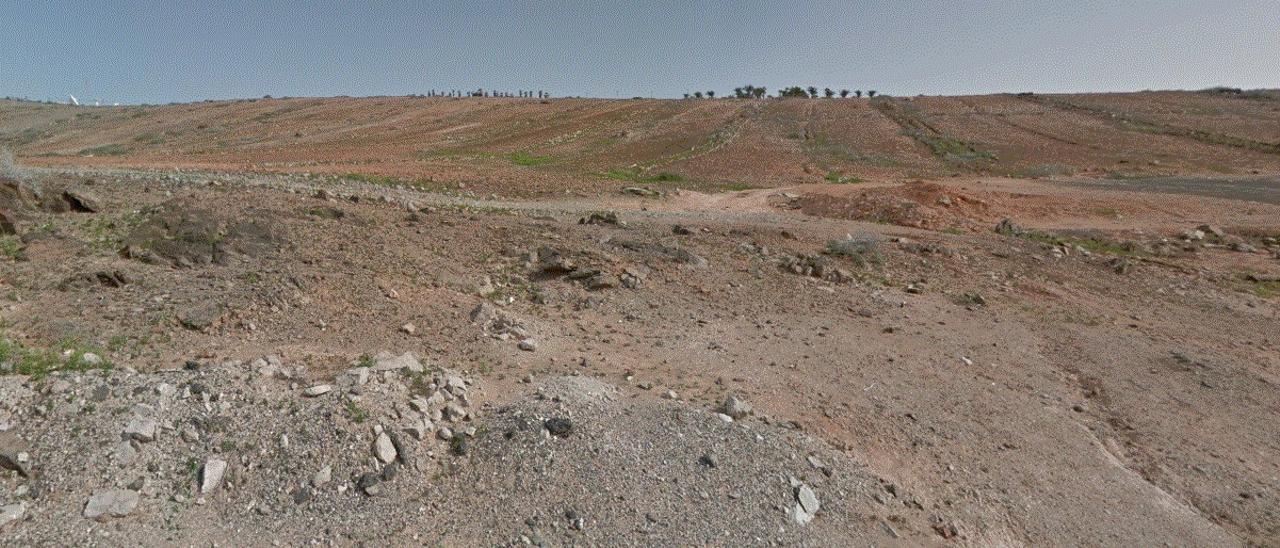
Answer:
xmin=121 ymin=203 xmax=287 ymax=267
xmin=790 ymin=182 xmax=991 ymax=230
xmin=0 ymin=363 xmax=934 ymax=545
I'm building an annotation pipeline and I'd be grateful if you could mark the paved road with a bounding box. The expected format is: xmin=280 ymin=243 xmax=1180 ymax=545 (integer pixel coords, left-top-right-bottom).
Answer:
xmin=1062 ymin=175 xmax=1280 ymax=205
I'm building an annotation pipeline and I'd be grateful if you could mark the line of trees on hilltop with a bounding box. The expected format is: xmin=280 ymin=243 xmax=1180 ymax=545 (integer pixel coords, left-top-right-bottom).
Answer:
xmin=684 ymin=85 xmax=878 ymax=99
xmin=416 ymin=89 xmax=552 ymax=98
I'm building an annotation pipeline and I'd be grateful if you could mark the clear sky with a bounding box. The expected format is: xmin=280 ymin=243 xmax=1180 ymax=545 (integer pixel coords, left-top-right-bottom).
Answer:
xmin=2 ymin=0 xmax=1277 ymax=104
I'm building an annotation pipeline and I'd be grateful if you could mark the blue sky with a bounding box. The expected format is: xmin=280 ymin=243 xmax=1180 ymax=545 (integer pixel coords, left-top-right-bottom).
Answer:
xmin=2 ymin=0 xmax=1277 ymax=104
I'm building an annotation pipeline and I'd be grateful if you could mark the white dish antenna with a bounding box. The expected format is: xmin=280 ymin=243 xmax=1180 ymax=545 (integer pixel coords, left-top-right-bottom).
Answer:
xmin=68 ymin=94 xmax=79 ymax=106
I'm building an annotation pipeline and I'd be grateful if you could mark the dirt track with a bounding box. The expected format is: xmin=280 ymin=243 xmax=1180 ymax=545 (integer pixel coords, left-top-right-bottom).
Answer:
xmin=1063 ymin=175 xmax=1280 ymax=205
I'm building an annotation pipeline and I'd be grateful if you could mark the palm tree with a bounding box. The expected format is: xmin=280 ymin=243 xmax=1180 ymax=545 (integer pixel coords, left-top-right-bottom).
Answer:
xmin=824 ymin=88 xmax=835 ymax=98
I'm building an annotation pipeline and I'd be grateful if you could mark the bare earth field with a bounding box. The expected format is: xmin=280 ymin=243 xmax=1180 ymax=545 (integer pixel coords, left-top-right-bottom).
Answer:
xmin=1 ymin=91 xmax=1278 ymax=545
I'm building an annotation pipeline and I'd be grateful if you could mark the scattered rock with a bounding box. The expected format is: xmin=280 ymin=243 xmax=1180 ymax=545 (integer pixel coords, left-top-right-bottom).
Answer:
xmin=579 ymin=211 xmax=620 ymax=226
xmin=178 ymin=303 xmax=223 ymax=331
xmin=793 ymin=483 xmax=820 ymax=525
xmin=0 ymin=210 xmax=15 ymax=235
xmin=544 ymin=417 xmax=573 ymax=437
xmin=0 ymin=503 xmax=23 ymax=529
xmin=1197 ymin=224 xmax=1225 ymax=239
xmin=518 ymin=339 xmax=538 ymax=352
xmin=123 ymin=417 xmax=158 ymax=442
xmin=0 ymin=431 xmax=32 ymax=478
xmin=373 ymin=352 xmax=424 ymax=373
xmin=994 ymin=218 xmax=1020 ymax=235
xmin=374 ymin=432 xmax=398 ymax=464
xmin=720 ymin=395 xmax=752 ymax=420
xmin=201 ymin=458 xmax=228 ymax=494
xmin=356 ymin=473 xmax=381 ymax=496
xmin=83 ymin=489 xmax=139 ymax=520
xmin=303 ymin=384 xmax=332 ymax=397
xmin=61 ymin=188 xmax=102 ymax=212
xmin=311 ymin=465 xmax=332 ymax=487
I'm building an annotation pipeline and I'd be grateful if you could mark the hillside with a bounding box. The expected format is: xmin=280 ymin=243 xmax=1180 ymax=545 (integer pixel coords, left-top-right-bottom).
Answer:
xmin=4 ymin=89 xmax=1280 ymax=194
xmin=1 ymin=90 xmax=1279 ymax=544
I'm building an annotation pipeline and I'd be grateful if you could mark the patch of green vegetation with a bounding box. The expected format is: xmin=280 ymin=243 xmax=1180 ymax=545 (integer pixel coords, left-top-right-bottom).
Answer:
xmin=719 ymin=182 xmax=755 ymax=191
xmin=0 ymin=236 xmax=22 ymax=260
xmin=0 ymin=335 xmax=112 ymax=379
xmin=132 ymin=132 xmax=166 ymax=145
xmin=81 ymin=210 xmax=145 ymax=251
xmin=508 ymin=152 xmax=554 ymax=166
xmin=1252 ymin=280 xmax=1280 ymax=298
xmin=824 ymin=171 xmax=863 ymax=184
xmin=906 ymin=130 xmax=996 ymax=164
xmin=78 ymin=144 xmax=130 ymax=156
xmin=1011 ymin=229 xmax=1144 ymax=257
xmin=106 ymin=335 xmax=130 ymax=353
xmin=600 ymin=168 xmax=684 ymax=184
xmin=804 ymin=136 xmax=902 ymax=168
xmin=1090 ymin=207 xmax=1120 ymax=218
xmin=252 ymin=106 xmax=302 ymax=123
xmin=345 ymin=400 xmax=368 ymax=423
xmin=358 ymin=354 xmax=376 ymax=369
xmin=825 ymin=236 xmax=883 ymax=267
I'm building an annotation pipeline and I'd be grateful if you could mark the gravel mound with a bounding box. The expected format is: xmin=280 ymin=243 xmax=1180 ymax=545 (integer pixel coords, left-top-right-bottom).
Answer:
xmin=0 ymin=363 xmax=930 ymax=545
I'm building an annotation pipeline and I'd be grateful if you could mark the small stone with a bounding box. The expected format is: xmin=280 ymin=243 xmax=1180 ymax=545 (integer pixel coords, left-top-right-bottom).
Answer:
xmin=311 ymin=465 xmax=332 ymax=487
xmin=357 ymin=473 xmax=381 ymax=496
xmin=123 ymin=417 xmax=158 ymax=442
xmin=381 ymin=461 xmax=400 ymax=481
xmin=518 ymin=339 xmax=538 ymax=352
xmin=664 ymin=389 xmax=679 ymax=400
xmin=303 ymin=384 xmax=332 ymax=397
xmin=400 ymin=323 xmax=416 ymax=335
xmin=373 ymin=352 xmax=423 ymax=373
xmin=544 ymin=417 xmax=573 ymax=437
xmin=444 ymin=403 xmax=468 ymax=421
xmin=200 ymin=458 xmax=228 ymax=494
xmin=436 ymin=426 xmax=454 ymax=441
xmin=84 ymin=489 xmax=139 ymax=520
xmin=80 ymin=352 xmax=103 ymax=366
xmin=374 ymin=432 xmax=398 ymax=464
xmin=797 ymin=484 xmax=820 ymax=515
xmin=719 ymin=395 xmax=752 ymax=420
xmin=0 ymin=503 xmax=23 ymax=530
xmin=292 ymin=486 xmax=312 ymax=504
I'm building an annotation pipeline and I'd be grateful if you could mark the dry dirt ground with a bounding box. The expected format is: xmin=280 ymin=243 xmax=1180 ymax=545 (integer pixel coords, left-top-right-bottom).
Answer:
xmin=1 ymin=93 xmax=1279 ymax=545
